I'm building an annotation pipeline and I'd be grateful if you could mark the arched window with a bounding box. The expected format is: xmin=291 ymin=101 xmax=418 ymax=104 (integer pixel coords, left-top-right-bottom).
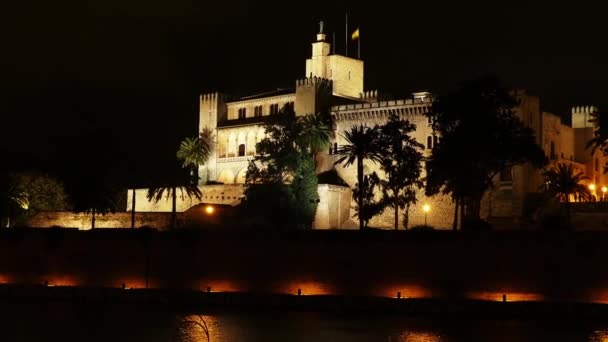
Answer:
xmin=238 ymin=144 xmax=246 ymax=157
xmin=427 ymin=136 xmax=433 ymax=149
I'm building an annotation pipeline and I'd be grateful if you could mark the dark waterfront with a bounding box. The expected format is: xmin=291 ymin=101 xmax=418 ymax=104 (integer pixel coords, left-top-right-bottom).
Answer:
xmin=1 ymin=302 xmax=608 ymax=341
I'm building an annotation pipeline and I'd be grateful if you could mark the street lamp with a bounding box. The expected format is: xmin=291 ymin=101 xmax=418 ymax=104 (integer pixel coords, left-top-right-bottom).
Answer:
xmin=205 ymin=205 xmax=214 ymax=215
xmin=422 ymin=204 xmax=431 ymax=227
xmin=602 ymin=186 xmax=607 ymax=201
xmin=589 ymin=184 xmax=597 ymax=202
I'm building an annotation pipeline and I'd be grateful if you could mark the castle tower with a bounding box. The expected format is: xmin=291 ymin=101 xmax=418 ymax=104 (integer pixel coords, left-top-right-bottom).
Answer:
xmin=305 ymin=23 xmax=363 ymax=99
xmin=572 ymin=105 xmax=598 ymax=128
xmin=199 ymin=92 xmax=227 ymax=184
xmin=295 ymin=77 xmax=333 ymax=116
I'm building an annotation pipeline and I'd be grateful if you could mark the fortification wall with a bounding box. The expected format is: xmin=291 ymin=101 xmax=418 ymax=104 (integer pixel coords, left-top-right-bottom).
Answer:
xmin=25 ymin=211 xmax=173 ymax=230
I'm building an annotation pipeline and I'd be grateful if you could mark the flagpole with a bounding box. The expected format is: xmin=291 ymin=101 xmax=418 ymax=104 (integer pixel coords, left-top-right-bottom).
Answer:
xmin=358 ymin=31 xmax=361 ymax=59
xmin=333 ymin=32 xmax=336 ymax=54
xmin=345 ymin=13 xmax=348 ymax=57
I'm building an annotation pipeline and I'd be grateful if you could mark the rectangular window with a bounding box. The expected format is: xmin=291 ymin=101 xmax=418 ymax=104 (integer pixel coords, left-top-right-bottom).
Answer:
xmin=238 ymin=108 xmax=246 ymax=119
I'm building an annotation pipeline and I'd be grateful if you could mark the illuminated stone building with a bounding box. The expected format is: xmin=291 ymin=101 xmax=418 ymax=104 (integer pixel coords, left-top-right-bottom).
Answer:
xmin=128 ymin=26 xmax=604 ymax=229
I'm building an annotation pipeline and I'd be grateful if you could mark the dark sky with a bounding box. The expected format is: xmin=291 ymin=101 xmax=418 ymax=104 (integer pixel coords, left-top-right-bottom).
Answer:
xmin=0 ymin=0 xmax=606 ymax=184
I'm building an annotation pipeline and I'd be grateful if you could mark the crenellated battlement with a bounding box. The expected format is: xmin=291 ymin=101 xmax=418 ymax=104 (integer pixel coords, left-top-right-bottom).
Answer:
xmin=571 ymin=105 xmax=599 ymax=128
xmin=572 ymin=105 xmax=598 ymax=116
xmin=360 ymin=90 xmax=379 ymax=102
xmin=331 ymin=100 xmax=431 ymax=122
xmin=295 ymin=76 xmax=333 ymax=87
xmin=200 ymin=92 xmax=227 ymax=103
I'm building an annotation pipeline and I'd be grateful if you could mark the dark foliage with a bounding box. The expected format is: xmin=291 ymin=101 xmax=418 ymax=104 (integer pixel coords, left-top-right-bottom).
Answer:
xmin=425 ymin=76 xmax=547 ymax=229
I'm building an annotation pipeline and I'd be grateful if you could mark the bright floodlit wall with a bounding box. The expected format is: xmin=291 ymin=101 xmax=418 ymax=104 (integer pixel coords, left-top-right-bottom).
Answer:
xmin=330 ymin=97 xmax=457 ymax=229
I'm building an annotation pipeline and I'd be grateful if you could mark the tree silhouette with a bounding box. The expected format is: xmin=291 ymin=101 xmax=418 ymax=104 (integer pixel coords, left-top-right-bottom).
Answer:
xmin=376 ymin=114 xmax=424 ymax=230
xmin=0 ymin=173 xmax=29 ymax=227
xmin=176 ymin=127 xmax=213 ymax=185
xmin=543 ymin=163 xmax=591 ymax=220
xmin=425 ymin=76 xmax=546 ymax=229
xmin=147 ymin=180 xmax=202 ymax=229
xmin=334 ymin=125 xmax=383 ymax=230
xmin=352 ymin=172 xmax=384 ymax=228
xmin=298 ymin=112 xmax=331 ymax=164
xmin=72 ymin=179 xmax=117 ymax=229
xmin=245 ymin=106 xmax=318 ymax=229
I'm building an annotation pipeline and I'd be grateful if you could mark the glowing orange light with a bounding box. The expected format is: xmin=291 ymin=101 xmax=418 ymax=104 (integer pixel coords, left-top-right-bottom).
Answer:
xmin=589 ymin=184 xmax=596 ymax=191
xmin=205 ymin=205 xmax=214 ymax=214
xmin=422 ymin=204 xmax=431 ymax=213
xmin=283 ymin=281 xmax=333 ymax=296
xmin=602 ymin=186 xmax=607 ymax=193
xmin=467 ymin=291 xmax=544 ymax=302
xmin=380 ymin=285 xmax=432 ymax=299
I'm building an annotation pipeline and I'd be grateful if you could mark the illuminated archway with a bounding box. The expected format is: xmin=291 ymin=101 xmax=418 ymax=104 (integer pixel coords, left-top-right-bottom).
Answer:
xmin=236 ymin=168 xmax=247 ymax=184
xmin=217 ymin=169 xmax=235 ymax=184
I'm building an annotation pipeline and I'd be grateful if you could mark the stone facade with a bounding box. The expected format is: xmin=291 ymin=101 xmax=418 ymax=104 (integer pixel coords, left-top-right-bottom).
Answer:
xmin=126 ymin=26 xmax=603 ymax=230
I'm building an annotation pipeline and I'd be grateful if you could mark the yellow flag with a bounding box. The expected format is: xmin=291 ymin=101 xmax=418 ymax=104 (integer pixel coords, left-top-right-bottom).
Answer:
xmin=351 ymin=28 xmax=360 ymax=40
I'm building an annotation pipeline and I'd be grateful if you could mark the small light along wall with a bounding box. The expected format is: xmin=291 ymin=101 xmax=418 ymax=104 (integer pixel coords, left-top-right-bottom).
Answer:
xmin=198 ymin=279 xmax=242 ymax=293
xmin=466 ymin=291 xmax=544 ymax=302
xmin=0 ymin=274 xmax=12 ymax=284
xmin=379 ymin=284 xmax=433 ymax=299
xmin=44 ymin=275 xmax=79 ymax=287
xmin=116 ymin=278 xmax=146 ymax=290
xmin=283 ymin=280 xmax=334 ymax=296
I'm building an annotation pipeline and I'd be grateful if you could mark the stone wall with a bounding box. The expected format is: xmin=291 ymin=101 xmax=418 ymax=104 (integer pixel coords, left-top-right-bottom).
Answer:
xmin=26 ymin=211 xmax=174 ymax=230
xmin=314 ymin=184 xmax=352 ymax=229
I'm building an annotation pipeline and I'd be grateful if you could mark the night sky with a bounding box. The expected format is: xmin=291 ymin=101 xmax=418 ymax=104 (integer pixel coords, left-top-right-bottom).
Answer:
xmin=1 ymin=0 xmax=606 ymax=185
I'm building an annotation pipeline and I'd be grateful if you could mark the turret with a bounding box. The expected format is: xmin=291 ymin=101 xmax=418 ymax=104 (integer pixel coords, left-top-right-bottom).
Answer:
xmin=572 ymin=105 xmax=598 ymax=128
xmin=199 ymin=92 xmax=228 ymax=184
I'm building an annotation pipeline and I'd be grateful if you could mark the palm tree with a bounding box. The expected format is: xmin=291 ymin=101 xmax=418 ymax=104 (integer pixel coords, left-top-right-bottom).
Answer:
xmin=542 ymin=163 xmax=591 ymax=220
xmin=334 ymin=125 xmax=383 ymax=230
xmin=147 ymin=184 xmax=202 ymax=229
xmin=1 ymin=175 xmax=29 ymax=228
xmin=298 ymin=112 xmax=331 ymax=161
xmin=176 ymin=128 xmax=214 ymax=184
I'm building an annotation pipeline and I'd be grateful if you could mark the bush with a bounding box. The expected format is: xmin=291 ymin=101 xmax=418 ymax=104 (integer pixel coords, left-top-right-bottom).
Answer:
xmin=461 ymin=218 xmax=492 ymax=232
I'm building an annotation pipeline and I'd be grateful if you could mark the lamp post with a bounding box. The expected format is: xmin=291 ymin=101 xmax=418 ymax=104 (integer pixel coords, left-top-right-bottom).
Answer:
xmin=589 ymin=184 xmax=597 ymax=202
xmin=422 ymin=204 xmax=431 ymax=227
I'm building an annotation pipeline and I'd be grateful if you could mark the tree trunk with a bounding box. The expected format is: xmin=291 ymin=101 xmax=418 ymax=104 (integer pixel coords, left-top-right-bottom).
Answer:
xmin=394 ymin=202 xmax=399 ymax=230
xmin=566 ymin=195 xmax=571 ymax=224
xmin=404 ymin=203 xmax=410 ymax=230
xmin=171 ymin=187 xmax=177 ymax=229
xmin=131 ymin=189 xmax=136 ymax=229
xmin=453 ymin=198 xmax=459 ymax=231
xmin=357 ymin=156 xmax=364 ymax=230
xmin=91 ymin=207 xmax=96 ymax=229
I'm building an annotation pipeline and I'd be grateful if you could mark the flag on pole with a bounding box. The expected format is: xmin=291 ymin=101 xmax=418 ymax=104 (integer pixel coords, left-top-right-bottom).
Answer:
xmin=351 ymin=28 xmax=360 ymax=40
